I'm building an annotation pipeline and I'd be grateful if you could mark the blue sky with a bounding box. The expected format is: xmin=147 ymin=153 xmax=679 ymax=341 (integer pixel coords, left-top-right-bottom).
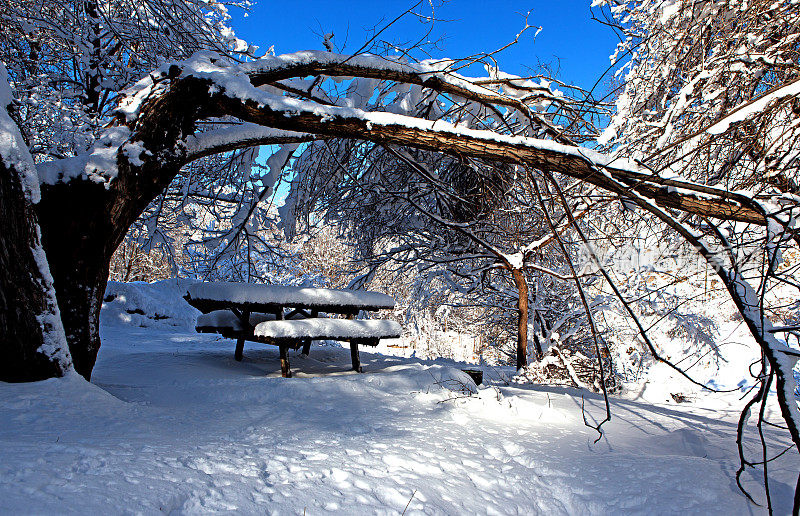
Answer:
xmin=230 ymin=1 xmax=619 ymax=92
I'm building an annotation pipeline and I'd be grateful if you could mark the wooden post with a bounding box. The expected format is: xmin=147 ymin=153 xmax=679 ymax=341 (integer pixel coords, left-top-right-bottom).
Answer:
xmin=346 ymin=312 xmax=362 ymax=372
xmin=234 ymin=309 xmax=250 ymax=362
xmin=350 ymin=340 xmax=362 ymax=373
xmin=279 ymin=345 xmax=292 ymax=378
xmin=235 ymin=337 xmax=244 ymax=362
xmin=301 ymin=308 xmax=318 ymax=356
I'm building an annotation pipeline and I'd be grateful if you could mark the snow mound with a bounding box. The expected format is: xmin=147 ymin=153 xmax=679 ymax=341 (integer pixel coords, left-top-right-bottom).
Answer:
xmin=101 ymin=279 xmax=200 ymax=330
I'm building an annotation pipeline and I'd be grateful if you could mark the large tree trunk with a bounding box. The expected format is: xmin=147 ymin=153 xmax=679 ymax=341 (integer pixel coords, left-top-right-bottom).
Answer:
xmin=0 ymin=116 xmax=72 ymax=381
xmin=36 ymin=157 xmax=182 ymax=380
xmin=32 ymin=73 xmax=211 ymax=380
xmin=37 ymin=181 xmax=112 ymax=380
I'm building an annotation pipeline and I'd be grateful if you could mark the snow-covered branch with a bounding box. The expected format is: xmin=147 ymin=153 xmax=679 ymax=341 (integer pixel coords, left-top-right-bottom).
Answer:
xmin=184 ymin=124 xmax=315 ymax=161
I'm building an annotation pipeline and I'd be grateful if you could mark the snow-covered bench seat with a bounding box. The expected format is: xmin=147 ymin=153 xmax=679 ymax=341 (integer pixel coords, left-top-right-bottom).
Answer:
xmin=253 ymin=319 xmax=402 ymax=375
xmin=253 ymin=319 xmax=402 ymax=343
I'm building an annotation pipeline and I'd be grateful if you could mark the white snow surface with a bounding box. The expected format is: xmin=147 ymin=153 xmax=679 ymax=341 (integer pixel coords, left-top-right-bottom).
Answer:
xmin=184 ymin=124 xmax=311 ymax=160
xmin=254 ymin=319 xmax=402 ymax=340
xmin=102 ymin=279 xmax=201 ymax=330
xmin=186 ymin=281 xmax=396 ymax=309
xmin=1 ymin=280 xmax=798 ymax=514
xmin=234 ymin=50 xmax=565 ymax=109
xmin=36 ymin=126 xmax=133 ymax=186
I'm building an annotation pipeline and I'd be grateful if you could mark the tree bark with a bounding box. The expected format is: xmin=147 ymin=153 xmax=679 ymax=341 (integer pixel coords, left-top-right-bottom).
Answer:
xmin=533 ymin=311 xmax=547 ymax=360
xmin=31 ymin=72 xmax=214 ymax=380
xmin=37 ymin=181 xmax=112 ymax=380
xmin=0 ymin=153 xmax=71 ymax=381
xmin=220 ymin=89 xmax=770 ymax=226
xmin=37 ymin=155 xmax=182 ymax=380
xmin=511 ymin=268 xmax=529 ymax=370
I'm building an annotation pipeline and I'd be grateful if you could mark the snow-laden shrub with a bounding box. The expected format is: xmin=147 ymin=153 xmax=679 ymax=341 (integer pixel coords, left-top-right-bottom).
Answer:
xmin=514 ymin=345 xmax=621 ymax=393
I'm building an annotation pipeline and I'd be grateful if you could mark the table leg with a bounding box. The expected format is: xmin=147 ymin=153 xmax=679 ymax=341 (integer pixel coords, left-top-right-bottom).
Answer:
xmin=302 ymin=309 xmax=318 ymax=357
xmin=235 ymin=337 xmax=244 ymax=362
xmin=233 ymin=308 xmax=250 ymax=362
xmin=279 ymin=345 xmax=292 ymax=378
xmin=350 ymin=340 xmax=362 ymax=373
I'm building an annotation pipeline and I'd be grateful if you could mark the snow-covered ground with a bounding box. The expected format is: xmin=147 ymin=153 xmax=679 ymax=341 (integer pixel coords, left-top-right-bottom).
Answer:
xmin=1 ymin=281 xmax=797 ymax=514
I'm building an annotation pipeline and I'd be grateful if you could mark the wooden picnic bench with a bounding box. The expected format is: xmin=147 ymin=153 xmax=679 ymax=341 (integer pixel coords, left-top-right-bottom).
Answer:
xmin=184 ymin=282 xmax=401 ymax=377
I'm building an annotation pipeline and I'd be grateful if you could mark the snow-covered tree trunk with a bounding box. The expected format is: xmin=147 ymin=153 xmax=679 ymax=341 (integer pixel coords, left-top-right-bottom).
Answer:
xmin=35 ymin=160 xmax=189 ymax=380
xmin=36 ymin=182 xmax=113 ymax=379
xmin=33 ymin=67 xmax=216 ymax=379
xmin=0 ymin=65 xmax=72 ymax=381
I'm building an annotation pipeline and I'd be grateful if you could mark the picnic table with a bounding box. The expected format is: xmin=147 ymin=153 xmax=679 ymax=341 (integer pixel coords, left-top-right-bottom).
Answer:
xmin=184 ymin=282 xmax=401 ymax=377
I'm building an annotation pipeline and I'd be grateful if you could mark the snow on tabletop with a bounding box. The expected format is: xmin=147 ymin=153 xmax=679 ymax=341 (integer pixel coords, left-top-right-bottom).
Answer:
xmin=254 ymin=319 xmax=402 ymax=340
xmin=186 ymin=282 xmax=396 ymax=309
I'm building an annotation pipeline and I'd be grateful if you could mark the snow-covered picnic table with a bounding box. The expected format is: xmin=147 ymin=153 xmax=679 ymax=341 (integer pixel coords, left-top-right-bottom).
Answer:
xmin=184 ymin=282 xmax=401 ymax=377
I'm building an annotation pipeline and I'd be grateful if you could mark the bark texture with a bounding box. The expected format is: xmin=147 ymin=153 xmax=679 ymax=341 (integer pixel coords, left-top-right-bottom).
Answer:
xmin=35 ymin=72 xmax=206 ymax=380
xmin=215 ymin=73 xmax=772 ymax=226
xmin=511 ymin=268 xmax=529 ymax=370
xmin=0 ymin=159 xmax=70 ymax=381
xmin=37 ymin=181 xmax=112 ymax=379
